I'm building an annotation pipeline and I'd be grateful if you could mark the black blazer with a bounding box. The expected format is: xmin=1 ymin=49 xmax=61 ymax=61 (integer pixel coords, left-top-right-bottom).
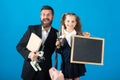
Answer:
xmin=16 ymin=25 xmax=58 ymax=80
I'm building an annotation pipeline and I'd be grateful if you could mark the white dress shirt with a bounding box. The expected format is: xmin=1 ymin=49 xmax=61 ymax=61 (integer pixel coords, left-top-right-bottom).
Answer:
xmin=42 ymin=26 xmax=51 ymax=45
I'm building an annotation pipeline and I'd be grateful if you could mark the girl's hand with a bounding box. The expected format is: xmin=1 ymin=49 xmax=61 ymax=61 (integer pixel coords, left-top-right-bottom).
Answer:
xmin=83 ymin=32 xmax=90 ymax=37
xmin=56 ymin=39 xmax=61 ymax=48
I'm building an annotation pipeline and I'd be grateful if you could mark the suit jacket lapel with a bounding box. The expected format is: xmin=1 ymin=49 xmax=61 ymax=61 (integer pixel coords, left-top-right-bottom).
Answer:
xmin=35 ymin=25 xmax=42 ymax=39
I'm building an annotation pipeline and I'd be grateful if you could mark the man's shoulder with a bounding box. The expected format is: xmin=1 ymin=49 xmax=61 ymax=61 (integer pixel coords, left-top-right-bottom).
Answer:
xmin=51 ymin=27 xmax=58 ymax=32
xmin=28 ymin=24 xmax=41 ymax=28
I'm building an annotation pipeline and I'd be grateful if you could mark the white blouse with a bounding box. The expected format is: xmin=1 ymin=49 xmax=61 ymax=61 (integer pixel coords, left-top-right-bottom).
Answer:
xmin=64 ymin=30 xmax=76 ymax=47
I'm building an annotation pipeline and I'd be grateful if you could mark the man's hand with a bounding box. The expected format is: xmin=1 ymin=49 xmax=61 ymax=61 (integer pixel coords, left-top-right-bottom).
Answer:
xmin=28 ymin=51 xmax=38 ymax=61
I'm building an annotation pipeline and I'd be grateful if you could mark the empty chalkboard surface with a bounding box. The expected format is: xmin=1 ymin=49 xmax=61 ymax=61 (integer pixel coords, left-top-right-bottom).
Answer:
xmin=70 ymin=35 xmax=104 ymax=65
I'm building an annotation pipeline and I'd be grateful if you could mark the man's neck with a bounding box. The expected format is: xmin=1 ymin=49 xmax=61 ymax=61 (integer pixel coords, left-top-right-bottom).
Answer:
xmin=44 ymin=27 xmax=50 ymax=32
xmin=42 ymin=26 xmax=51 ymax=32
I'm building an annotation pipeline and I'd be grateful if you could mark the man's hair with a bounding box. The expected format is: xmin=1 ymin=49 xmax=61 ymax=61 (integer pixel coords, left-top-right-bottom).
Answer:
xmin=41 ymin=5 xmax=54 ymax=15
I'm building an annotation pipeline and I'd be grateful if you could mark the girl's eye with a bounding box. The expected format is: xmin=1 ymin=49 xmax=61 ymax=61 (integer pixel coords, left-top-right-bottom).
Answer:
xmin=72 ymin=21 xmax=75 ymax=23
xmin=67 ymin=20 xmax=70 ymax=22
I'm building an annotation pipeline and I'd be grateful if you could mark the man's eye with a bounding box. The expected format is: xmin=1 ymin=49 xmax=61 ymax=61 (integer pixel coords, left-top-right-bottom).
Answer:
xmin=41 ymin=14 xmax=45 ymax=16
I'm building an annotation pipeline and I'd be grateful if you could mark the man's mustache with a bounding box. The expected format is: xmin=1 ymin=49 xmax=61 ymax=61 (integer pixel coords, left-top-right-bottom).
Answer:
xmin=43 ymin=18 xmax=50 ymax=22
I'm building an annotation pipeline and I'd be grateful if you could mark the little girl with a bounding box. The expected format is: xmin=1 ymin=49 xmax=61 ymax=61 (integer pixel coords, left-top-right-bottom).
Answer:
xmin=56 ymin=13 xmax=90 ymax=80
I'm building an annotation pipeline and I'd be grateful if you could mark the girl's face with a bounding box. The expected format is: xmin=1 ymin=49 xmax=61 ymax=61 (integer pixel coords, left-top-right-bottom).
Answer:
xmin=64 ymin=15 xmax=77 ymax=32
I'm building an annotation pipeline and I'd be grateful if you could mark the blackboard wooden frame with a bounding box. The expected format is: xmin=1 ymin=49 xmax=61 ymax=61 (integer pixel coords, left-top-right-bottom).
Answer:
xmin=70 ymin=35 xmax=104 ymax=65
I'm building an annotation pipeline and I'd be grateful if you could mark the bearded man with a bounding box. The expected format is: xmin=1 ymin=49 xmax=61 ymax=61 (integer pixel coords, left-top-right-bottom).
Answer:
xmin=16 ymin=5 xmax=58 ymax=80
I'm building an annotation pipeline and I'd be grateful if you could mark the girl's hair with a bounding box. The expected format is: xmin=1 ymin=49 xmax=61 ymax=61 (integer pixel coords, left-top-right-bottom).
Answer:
xmin=61 ymin=13 xmax=83 ymax=35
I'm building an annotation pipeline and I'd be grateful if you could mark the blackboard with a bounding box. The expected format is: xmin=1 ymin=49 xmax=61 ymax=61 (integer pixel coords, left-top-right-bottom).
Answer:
xmin=70 ymin=35 xmax=104 ymax=65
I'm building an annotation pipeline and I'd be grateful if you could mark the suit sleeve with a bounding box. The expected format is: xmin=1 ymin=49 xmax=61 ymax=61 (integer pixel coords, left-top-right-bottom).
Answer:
xmin=16 ymin=26 xmax=31 ymax=61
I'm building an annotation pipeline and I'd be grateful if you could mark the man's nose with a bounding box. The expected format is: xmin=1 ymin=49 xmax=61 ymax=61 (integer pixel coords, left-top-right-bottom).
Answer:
xmin=44 ymin=14 xmax=49 ymax=18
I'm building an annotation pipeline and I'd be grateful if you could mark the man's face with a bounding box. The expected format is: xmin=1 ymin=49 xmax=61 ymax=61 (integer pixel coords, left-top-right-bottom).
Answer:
xmin=40 ymin=10 xmax=54 ymax=28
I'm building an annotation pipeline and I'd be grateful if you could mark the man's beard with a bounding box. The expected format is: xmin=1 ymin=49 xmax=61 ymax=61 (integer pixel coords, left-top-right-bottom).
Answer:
xmin=41 ymin=18 xmax=53 ymax=28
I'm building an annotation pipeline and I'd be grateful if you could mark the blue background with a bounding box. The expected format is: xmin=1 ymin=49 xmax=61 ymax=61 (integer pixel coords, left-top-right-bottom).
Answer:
xmin=0 ymin=0 xmax=120 ymax=80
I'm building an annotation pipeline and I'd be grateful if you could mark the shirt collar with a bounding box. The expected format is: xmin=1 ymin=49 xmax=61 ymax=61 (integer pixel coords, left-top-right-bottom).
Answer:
xmin=64 ymin=29 xmax=76 ymax=35
xmin=42 ymin=26 xmax=51 ymax=33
